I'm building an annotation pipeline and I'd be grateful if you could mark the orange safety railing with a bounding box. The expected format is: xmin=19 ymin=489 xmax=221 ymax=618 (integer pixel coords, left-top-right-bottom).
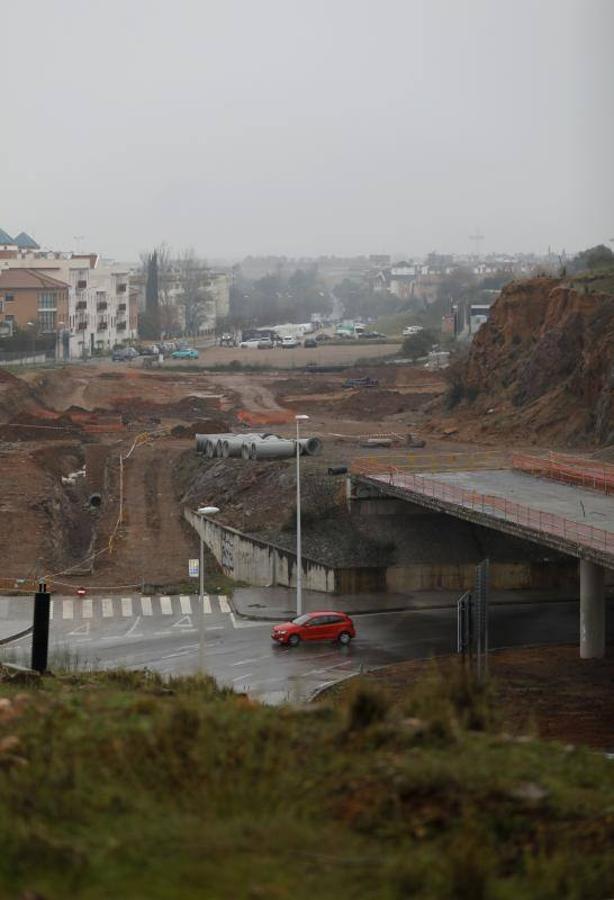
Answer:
xmin=511 ymin=452 xmax=614 ymax=495
xmin=354 ymin=468 xmax=614 ymax=557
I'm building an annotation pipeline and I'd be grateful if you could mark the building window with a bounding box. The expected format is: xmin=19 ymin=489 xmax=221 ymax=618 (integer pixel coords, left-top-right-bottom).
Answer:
xmin=38 ymin=293 xmax=57 ymax=311
xmin=39 ymin=310 xmax=57 ymax=332
xmin=4 ymin=293 xmax=14 ymax=302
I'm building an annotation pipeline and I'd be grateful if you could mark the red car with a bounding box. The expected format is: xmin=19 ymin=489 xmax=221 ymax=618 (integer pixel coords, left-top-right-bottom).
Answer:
xmin=272 ymin=611 xmax=356 ymax=647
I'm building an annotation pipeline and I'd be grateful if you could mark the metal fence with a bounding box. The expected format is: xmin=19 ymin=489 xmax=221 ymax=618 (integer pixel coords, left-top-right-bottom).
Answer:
xmin=355 ymin=468 xmax=614 ymax=557
xmin=511 ymin=452 xmax=614 ymax=495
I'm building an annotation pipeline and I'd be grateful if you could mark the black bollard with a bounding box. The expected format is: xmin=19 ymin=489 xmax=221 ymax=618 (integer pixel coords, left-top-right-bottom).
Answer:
xmin=31 ymin=582 xmax=51 ymax=673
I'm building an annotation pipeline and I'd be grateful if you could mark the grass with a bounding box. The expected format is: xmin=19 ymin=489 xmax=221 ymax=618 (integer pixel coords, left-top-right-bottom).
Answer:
xmin=0 ymin=662 xmax=612 ymax=898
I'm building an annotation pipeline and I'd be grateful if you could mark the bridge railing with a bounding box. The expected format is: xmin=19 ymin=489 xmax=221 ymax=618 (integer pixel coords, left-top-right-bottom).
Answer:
xmin=511 ymin=452 xmax=614 ymax=495
xmin=355 ymin=467 xmax=614 ymax=557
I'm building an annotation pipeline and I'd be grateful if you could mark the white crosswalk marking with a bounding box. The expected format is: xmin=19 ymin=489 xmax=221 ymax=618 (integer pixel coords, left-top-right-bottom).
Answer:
xmin=82 ymin=598 xmax=93 ymax=619
xmin=179 ymin=595 xmax=192 ymax=615
xmin=160 ymin=596 xmax=172 ymax=615
xmin=102 ymin=598 xmax=114 ymax=618
xmin=218 ymin=595 xmax=231 ymax=614
xmin=202 ymin=594 xmax=211 ymax=615
xmin=63 ymin=599 xmax=74 ymax=619
xmin=121 ymin=597 xmax=133 ymax=617
xmin=141 ymin=596 xmax=153 ymax=616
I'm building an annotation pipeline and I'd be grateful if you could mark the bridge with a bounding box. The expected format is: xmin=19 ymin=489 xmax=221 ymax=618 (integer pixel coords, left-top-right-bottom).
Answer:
xmin=351 ymin=452 xmax=614 ymax=658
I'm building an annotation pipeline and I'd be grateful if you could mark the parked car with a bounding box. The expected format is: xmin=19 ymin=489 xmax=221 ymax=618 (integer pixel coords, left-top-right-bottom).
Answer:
xmin=141 ymin=344 xmax=160 ymax=356
xmin=402 ymin=325 xmax=424 ymax=336
xmin=362 ymin=331 xmax=386 ymax=339
xmin=315 ymin=333 xmax=331 ymax=342
xmin=257 ymin=338 xmax=274 ymax=349
xmin=171 ymin=348 xmax=199 ymax=359
xmin=112 ymin=347 xmax=139 ymax=361
xmin=303 ymin=337 xmax=317 ymax=348
xmin=281 ymin=336 xmax=299 ymax=348
xmin=239 ymin=339 xmax=261 ymax=349
xmin=272 ymin=611 xmax=356 ymax=647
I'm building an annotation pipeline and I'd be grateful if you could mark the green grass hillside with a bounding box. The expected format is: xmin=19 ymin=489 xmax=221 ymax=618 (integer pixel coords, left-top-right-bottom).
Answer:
xmin=0 ymin=665 xmax=612 ymax=899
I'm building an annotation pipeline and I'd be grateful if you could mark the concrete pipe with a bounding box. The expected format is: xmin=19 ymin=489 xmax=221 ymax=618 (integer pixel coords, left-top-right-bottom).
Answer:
xmin=241 ymin=442 xmax=253 ymax=460
xmin=298 ymin=437 xmax=322 ymax=456
xmin=251 ymin=439 xmax=296 ymax=459
xmin=88 ymin=493 xmax=102 ymax=508
xmin=223 ymin=433 xmax=262 ymax=458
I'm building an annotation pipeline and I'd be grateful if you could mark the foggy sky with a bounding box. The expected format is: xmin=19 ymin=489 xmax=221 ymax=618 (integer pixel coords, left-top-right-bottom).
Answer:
xmin=2 ymin=0 xmax=612 ymax=261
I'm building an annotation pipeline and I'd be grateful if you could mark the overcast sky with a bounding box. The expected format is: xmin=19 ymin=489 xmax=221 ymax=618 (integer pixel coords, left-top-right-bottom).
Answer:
xmin=2 ymin=0 xmax=612 ymax=261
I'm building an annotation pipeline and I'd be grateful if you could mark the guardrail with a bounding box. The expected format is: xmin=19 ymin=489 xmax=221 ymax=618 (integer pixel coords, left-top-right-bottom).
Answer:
xmin=511 ymin=452 xmax=614 ymax=495
xmin=354 ymin=467 xmax=614 ymax=557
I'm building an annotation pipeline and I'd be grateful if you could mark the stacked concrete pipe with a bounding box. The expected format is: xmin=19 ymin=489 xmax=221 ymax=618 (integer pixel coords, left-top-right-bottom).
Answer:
xmin=297 ymin=436 xmax=322 ymax=456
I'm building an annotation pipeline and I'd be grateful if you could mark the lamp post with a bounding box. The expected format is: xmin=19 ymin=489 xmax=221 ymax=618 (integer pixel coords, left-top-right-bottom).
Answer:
xmin=196 ymin=505 xmax=219 ymax=673
xmin=196 ymin=506 xmax=220 ymax=607
xmin=295 ymin=415 xmax=309 ymax=617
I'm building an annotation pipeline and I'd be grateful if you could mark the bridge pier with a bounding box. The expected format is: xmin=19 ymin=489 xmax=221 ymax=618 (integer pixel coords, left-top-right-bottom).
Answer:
xmin=580 ymin=559 xmax=605 ymax=659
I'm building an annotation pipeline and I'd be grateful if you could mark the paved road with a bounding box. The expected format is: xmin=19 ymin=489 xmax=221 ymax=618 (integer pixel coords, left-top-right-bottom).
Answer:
xmin=2 ymin=595 xmax=613 ymax=703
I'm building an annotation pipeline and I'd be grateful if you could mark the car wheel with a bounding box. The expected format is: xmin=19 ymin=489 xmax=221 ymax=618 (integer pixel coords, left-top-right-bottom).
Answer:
xmin=338 ymin=631 xmax=352 ymax=645
xmin=288 ymin=634 xmax=300 ymax=647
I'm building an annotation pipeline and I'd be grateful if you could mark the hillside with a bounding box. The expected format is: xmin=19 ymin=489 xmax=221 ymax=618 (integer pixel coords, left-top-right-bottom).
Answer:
xmin=438 ymin=276 xmax=614 ymax=447
xmin=0 ymin=665 xmax=613 ymax=899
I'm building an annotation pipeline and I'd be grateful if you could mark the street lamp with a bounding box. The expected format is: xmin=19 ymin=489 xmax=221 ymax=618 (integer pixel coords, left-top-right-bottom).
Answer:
xmin=195 ymin=505 xmax=219 ymax=674
xmin=196 ymin=506 xmax=220 ymax=608
xmin=295 ymin=415 xmax=309 ymax=617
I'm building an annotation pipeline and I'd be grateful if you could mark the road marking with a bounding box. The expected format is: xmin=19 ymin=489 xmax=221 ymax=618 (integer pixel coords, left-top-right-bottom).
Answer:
xmin=206 ymin=625 xmax=224 ymax=631
xmin=179 ymin=595 xmax=192 ymax=614
xmin=63 ymin=599 xmax=74 ymax=619
xmin=141 ymin=596 xmax=153 ymax=616
xmin=229 ymin=612 xmax=269 ymax=629
xmin=49 ymin=600 xmax=54 ymax=620
xmin=121 ymin=597 xmax=133 ymax=617
xmin=218 ymin=595 xmax=231 ymax=614
xmin=67 ymin=622 xmax=89 ymax=636
xmin=124 ymin=615 xmax=142 ymax=637
xmin=230 ymin=655 xmax=270 ymax=667
xmin=172 ymin=615 xmax=193 ymax=629
xmin=202 ymin=594 xmax=211 ymax=615
xmin=82 ymin=598 xmax=93 ymax=619
xmin=102 ymin=598 xmax=114 ymax=618
xmin=160 ymin=596 xmax=173 ymax=615
xmin=231 ymin=673 xmax=253 ymax=683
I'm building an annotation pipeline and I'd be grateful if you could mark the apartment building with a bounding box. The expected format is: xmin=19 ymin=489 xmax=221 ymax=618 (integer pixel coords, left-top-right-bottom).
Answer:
xmin=0 ymin=232 xmax=136 ymax=357
xmin=0 ymin=268 xmax=69 ymax=339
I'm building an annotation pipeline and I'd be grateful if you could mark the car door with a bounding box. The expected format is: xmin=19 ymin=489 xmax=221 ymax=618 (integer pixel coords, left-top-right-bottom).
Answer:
xmin=302 ymin=615 xmax=328 ymax=641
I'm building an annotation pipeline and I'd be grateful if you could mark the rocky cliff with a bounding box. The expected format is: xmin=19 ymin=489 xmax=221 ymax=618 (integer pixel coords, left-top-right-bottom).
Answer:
xmin=439 ymin=277 xmax=614 ymax=447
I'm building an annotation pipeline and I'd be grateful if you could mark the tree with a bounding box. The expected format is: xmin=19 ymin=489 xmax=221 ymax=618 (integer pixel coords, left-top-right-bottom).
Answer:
xmin=176 ymin=249 xmax=213 ymax=336
xmin=401 ymin=328 xmax=438 ymax=358
xmin=139 ymin=250 xmax=160 ymax=339
xmin=569 ymin=244 xmax=614 ymax=274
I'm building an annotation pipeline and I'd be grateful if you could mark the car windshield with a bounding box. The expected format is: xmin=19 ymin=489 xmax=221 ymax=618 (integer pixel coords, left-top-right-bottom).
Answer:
xmin=292 ymin=614 xmax=312 ymax=625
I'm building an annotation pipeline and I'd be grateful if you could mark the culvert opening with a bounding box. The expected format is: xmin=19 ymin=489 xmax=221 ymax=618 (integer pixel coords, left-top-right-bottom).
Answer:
xmin=88 ymin=493 xmax=102 ymax=509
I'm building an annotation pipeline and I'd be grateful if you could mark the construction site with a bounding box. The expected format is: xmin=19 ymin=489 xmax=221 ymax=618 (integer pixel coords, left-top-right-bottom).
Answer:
xmin=1 ymin=275 xmax=613 ymax=744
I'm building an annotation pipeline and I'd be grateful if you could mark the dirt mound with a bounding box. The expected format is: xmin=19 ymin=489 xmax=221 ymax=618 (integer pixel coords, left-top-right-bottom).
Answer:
xmin=437 ymin=277 xmax=614 ymax=446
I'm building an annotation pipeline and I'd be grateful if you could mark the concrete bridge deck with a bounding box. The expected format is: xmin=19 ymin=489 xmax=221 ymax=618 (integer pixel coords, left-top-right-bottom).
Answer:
xmin=355 ymin=468 xmax=614 ymax=568
xmin=352 ymin=465 xmax=614 ymax=658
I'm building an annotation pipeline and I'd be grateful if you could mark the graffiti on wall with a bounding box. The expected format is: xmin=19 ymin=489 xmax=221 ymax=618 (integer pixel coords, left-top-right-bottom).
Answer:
xmin=221 ymin=532 xmax=234 ymax=575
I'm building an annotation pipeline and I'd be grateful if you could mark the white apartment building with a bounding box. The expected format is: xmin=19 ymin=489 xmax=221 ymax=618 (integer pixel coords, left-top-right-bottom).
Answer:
xmin=0 ymin=251 xmax=136 ymax=358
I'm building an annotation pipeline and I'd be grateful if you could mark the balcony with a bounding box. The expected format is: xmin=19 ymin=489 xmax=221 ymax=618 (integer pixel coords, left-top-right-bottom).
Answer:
xmin=77 ymin=321 xmax=88 ymax=331
xmin=76 ymin=280 xmax=87 ymax=290
xmin=117 ymin=321 xmax=127 ymax=331
xmin=117 ymin=283 xmax=127 ymax=294
xmin=97 ymin=301 xmax=108 ymax=311
xmin=118 ymin=303 xmax=127 ymax=311
xmin=97 ymin=321 xmax=108 ymax=332
xmin=76 ymin=300 xmax=87 ymax=311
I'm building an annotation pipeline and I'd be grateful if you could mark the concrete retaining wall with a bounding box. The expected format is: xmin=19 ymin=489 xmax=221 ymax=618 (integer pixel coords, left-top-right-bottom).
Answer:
xmin=184 ymin=508 xmax=336 ymax=592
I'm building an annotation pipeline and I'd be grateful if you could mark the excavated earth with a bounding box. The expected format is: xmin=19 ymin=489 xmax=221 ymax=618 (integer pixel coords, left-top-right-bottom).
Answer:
xmin=430 ymin=276 xmax=614 ymax=447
